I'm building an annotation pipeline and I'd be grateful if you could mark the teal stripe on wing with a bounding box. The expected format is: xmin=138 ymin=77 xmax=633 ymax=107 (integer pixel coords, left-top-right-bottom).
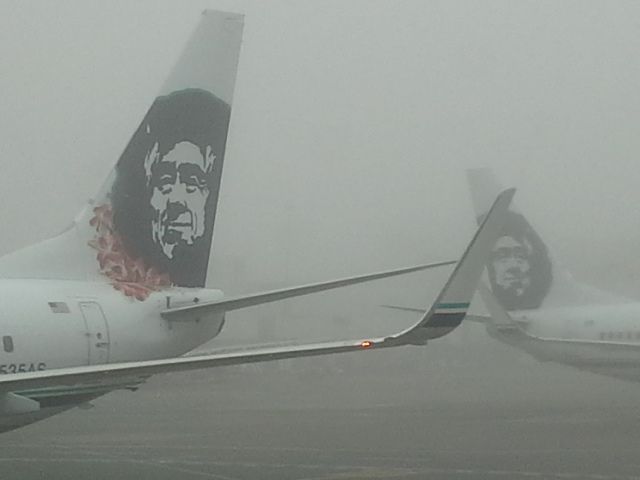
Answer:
xmin=435 ymin=302 xmax=470 ymax=310
xmin=426 ymin=311 xmax=467 ymax=328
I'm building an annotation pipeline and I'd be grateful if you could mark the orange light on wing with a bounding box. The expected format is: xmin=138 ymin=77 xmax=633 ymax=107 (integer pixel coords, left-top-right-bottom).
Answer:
xmin=360 ymin=340 xmax=373 ymax=348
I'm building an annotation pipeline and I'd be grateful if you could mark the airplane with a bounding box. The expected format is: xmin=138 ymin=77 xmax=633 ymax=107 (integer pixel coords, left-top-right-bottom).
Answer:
xmin=388 ymin=168 xmax=640 ymax=384
xmin=0 ymin=11 xmax=515 ymax=433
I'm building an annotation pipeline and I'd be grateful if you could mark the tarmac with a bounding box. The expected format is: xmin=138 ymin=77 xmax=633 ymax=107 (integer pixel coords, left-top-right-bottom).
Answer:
xmin=3 ymin=332 xmax=640 ymax=480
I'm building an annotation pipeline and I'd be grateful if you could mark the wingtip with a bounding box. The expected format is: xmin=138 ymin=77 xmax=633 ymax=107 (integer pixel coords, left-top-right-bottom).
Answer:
xmin=388 ymin=187 xmax=516 ymax=344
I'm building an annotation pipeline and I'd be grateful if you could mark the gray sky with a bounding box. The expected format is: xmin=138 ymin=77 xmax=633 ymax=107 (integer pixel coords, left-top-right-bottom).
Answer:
xmin=1 ymin=0 xmax=640 ymax=315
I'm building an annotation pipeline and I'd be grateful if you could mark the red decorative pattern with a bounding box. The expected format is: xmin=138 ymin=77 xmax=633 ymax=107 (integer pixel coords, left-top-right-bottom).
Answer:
xmin=88 ymin=204 xmax=171 ymax=300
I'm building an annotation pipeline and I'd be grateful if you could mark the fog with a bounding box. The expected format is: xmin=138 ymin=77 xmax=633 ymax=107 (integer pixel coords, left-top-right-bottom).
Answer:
xmin=3 ymin=1 xmax=640 ymax=478
xmin=1 ymin=2 xmax=639 ymax=339
xmin=4 ymin=1 xmax=639 ymax=347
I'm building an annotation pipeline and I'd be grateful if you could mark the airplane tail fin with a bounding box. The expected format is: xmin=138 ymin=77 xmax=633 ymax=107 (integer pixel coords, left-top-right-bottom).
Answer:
xmin=467 ymin=168 xmax=627 ymax=310
xmin=0 ymin=11 xmax=244 ymax=300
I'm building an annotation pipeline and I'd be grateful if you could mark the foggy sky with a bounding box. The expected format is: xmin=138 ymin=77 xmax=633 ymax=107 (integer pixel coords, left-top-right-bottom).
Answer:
xmin=1 ymin=0 xmax=640 ymax=344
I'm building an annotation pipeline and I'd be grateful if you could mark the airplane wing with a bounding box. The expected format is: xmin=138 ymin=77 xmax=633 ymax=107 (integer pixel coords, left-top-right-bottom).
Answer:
xmin=0 ymin=189 xmax=514 ymax=398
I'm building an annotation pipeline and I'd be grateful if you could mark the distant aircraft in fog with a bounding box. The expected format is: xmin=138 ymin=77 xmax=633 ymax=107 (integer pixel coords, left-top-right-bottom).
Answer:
xmin=391 ymin=168 xmax=640 ymax=384
xmin=0 ymin=11 xmax=514 ymax=433
xmin=469 ymin=168 xmax=640 ymax=383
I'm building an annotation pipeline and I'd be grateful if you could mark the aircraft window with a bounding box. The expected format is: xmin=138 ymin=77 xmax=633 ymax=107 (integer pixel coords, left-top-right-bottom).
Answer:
xmin=3 ymin=336 xmax=13 ymax=353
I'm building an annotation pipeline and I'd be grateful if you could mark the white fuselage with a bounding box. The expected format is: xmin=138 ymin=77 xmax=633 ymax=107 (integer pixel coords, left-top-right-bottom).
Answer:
xmin=487 ymin=302 xmax=640 ymax=381
xmin=0 ymin=279 xmax=225 ymax=373
xmin=516 ymin=303 xmax=640 ymax=344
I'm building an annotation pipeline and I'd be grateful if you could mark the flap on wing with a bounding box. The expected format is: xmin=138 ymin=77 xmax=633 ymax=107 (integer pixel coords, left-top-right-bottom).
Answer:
xmin=380 ymin=305 xmax=424 ymax=314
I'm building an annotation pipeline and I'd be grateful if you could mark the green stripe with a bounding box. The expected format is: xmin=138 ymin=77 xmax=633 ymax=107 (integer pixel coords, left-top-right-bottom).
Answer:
xmin=18 ymin=386 xmax=111 ymax=397
xmin=436 ymin=302 xmax=470 ymax=309
xmin=17 ymin=382 xmax=140 ymax=399
xmin=22 ymin=389 xmax=109 ymax=399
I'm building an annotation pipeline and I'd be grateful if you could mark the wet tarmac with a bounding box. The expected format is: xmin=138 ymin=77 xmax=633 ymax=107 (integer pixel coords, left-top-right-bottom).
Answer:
xmin=3 ymin=334 xmax=640 ymax=480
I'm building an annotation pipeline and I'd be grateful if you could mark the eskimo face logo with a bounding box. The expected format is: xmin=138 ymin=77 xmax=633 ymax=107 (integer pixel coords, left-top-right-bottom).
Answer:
xmin=484 ymin=211 xmax=553 ymax=310
xmin=145 ymin=141 xmax=215 ymax=259
xmin=491 ymin=235 xmax=533 ymax=297
xmin=99 ymin=88 xmax=231 ymax=295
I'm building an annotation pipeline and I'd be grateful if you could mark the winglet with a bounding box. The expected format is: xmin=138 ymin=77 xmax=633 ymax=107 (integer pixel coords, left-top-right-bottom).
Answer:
xmin=387 ymin=188 xmax=516 ymax=345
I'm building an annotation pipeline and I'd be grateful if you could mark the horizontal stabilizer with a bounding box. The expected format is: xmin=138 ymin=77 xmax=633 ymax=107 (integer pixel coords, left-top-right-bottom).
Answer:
xmin=380 ymin=304 xmax=491 ymax=324
xmin=162 ymin=260 xmax=456 ymax=319
xmin=380 ymin=304 xmax=423 ymax=314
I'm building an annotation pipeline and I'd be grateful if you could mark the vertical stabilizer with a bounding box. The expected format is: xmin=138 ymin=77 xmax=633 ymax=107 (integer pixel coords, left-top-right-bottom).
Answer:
xmin=0 ymin=11 xmax=244 ymax=300
xmin=467 ymin=168 xmax=627 ymax=310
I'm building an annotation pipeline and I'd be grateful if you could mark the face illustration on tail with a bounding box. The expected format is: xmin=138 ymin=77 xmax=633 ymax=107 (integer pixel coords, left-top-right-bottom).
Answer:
xmin=145 ymin=140 xmax=215 ymax=260
xmin=90 ymin=88 xmax=231 ymax=298
xmin=492 ymin=235 xmax=532 ymax=296
xmin=483 ymin=211 xmax=553 ymax=310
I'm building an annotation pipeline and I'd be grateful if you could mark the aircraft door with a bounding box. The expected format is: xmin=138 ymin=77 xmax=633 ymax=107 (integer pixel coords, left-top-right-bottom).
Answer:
xmin=79 ymin=302 xmax=110 ymax=365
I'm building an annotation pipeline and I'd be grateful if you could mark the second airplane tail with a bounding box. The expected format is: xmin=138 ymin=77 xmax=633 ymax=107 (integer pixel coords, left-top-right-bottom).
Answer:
xmin=467 ymin=168 xmax=628 ymax=311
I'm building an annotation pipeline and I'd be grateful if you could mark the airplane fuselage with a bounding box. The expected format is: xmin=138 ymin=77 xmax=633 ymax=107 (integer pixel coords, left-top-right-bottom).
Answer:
xmin=0 ymin=279 xmax=226 ymax=432
xmin=487 ymin=303 xmax=640 ymax=381
xmin=0 ymin=279 xmax=225 ymax=372
xmin=518 ymin=303 xmax=640 ymax=344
